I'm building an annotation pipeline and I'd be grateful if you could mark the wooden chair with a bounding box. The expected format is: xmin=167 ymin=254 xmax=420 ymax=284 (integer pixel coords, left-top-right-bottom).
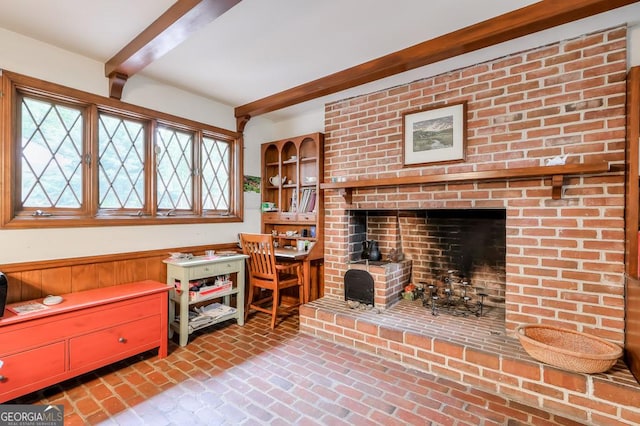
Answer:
xmin=240 ymin=233 xmax=304 ymax=329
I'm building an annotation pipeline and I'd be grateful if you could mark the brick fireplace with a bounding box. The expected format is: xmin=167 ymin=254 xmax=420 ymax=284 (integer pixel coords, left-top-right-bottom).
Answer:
xmin=299 ymin=25 xmax=640 ymax=424
xmin=319 ymin=25 xmax=627 ymax=343
xmin=347 ymin=209 xmax=506 ymax=311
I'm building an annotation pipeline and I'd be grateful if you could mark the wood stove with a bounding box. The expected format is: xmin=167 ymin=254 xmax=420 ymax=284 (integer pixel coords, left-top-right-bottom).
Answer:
xmin=344 ymin=269 xmax=374 ymax=305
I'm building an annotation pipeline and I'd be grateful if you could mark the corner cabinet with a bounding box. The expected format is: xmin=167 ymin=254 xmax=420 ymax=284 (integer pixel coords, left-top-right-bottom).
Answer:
xmin=261 ymin=132 xmax=324 ymax=301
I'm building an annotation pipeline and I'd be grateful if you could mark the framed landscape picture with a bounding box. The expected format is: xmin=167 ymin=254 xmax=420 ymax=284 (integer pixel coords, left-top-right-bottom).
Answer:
xmin=402 ymin=101 xmax=467 ymax=167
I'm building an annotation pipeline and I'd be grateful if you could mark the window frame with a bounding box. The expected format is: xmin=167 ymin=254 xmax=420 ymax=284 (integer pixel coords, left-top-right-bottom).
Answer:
xmin=96 ymin=110 xmax=149 ymax=215
xmin=1 ymin=70 xmax=243 ymax=228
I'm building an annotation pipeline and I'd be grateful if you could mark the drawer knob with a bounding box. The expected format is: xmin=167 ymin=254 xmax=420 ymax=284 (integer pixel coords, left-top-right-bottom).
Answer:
xmin=0 ymin=375 xmax=5 ymax=382
xmin=118 ymin=337 xmax=127 ymax=343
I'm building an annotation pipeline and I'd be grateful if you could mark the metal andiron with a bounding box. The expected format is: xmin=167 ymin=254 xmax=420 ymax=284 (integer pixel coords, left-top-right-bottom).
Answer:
xmin=419 ymin=270 xmax=487 ymax=317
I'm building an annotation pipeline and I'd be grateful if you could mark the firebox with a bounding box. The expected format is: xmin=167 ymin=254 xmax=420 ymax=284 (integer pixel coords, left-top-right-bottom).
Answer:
xmin=344 ymin=269 xmax=374 ymax=305
xmin=347 ymin=209 xmax=506 ymax=311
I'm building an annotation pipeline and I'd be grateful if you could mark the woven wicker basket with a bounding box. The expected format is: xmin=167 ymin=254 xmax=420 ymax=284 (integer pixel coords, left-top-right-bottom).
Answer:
xmin=515 ymin=324 xmax=622 ymax=374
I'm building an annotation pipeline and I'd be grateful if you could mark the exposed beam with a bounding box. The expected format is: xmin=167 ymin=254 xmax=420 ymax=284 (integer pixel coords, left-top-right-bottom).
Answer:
xmin=106 ymin=0 xmax=241 ymax=99
xmin=235 ymin=0 xmax=639 ymax=120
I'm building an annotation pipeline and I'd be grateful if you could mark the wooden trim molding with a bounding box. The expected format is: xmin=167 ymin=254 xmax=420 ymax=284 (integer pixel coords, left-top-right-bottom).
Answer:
xmin=320 ymin=162 xmax=615 ymax=204
xmin=0 ymin=242 xmax=239 ymax=304
xmin=626 ymin=66 xmax=640 ymax=278
xmin=627 ymin=276 xmax=640 ymax=383
xmin=234 ymin=0 xmax=640 ymax=119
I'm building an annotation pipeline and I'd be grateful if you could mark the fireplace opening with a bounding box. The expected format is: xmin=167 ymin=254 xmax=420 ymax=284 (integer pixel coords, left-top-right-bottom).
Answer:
xmin=347 ymin=208 xmax=506 ymax=312
xmin=344 ymin=269 xmax=375 ymax=305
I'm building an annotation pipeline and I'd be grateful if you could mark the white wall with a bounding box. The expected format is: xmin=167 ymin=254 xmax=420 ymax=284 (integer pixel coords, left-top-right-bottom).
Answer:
xmin=247 ymin=5 xmax=640 ymax=140
xmin=2 ymin=5 xmax=640 ymax=264
xmin=0 ymin=29 xmax=250 ymax=263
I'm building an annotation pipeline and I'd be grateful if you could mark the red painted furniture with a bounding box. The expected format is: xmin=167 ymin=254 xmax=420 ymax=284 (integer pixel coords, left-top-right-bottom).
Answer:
xmin=0 ymin=280 xmax=170 ymax=403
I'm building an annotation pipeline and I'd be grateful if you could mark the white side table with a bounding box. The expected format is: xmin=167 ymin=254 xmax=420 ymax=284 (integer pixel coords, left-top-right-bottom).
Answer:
xmin=164 ymin=254 xmax=247 ymax=346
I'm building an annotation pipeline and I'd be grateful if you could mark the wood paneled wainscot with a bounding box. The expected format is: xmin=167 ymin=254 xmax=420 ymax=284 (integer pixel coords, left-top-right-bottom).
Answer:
xmin=0 ymin=243 xmax=238 ymax=304
xmin=0 ymin=280 xmax=170 ymax=403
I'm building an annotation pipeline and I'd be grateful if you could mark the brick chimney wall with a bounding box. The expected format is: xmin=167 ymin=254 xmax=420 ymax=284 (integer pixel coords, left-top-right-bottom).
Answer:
xmin=323 ymin=26 xmax=627 ymax=343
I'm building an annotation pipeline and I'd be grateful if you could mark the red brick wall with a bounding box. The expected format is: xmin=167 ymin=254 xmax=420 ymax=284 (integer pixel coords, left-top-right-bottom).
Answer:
xmin=323 ymin=26 xmax=627 ymax=343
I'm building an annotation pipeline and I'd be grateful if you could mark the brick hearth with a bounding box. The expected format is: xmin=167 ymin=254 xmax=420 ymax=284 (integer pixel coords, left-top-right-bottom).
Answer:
xmin=300 ymin=299 xmax=640 ymax=425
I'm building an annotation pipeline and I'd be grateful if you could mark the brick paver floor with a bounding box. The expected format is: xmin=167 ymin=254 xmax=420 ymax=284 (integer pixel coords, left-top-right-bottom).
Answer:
xmin=10 ymin=311 xmax=582 ymax=425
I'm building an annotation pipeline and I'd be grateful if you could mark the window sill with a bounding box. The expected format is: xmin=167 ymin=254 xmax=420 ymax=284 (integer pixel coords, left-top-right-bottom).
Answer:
xmin=1 ymin=214 xmax=242 ymax=229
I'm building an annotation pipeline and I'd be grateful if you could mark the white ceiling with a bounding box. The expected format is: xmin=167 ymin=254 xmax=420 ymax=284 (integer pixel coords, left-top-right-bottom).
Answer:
xmin=0 ymin=0 xmax=638 ymax=122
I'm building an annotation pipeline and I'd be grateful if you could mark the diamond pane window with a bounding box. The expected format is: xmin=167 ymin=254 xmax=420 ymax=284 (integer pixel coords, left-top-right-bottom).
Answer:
xmin=156 ymin=126 xmax=193 ymax=210
xmin=5 ymin=71 xmax=240 ymax=226
xmin=20 ymin=96 xmax=83 ymax=208
xmin=201 ymin=137 xmax=230 ymax=211
xmin=98 ymin=114 xmax=145 ymax=209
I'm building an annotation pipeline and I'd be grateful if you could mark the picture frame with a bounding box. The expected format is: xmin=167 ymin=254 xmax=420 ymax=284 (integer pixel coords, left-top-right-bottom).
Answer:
xmin=402 ymin=101 xmax=467 ymax=167
xmin=243 ymin=175 xmax=261 ymax=193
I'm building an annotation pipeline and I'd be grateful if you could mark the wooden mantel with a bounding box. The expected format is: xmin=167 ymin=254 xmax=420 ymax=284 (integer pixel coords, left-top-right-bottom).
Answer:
xmin=320 ymin=162 xmax=616 ymax=204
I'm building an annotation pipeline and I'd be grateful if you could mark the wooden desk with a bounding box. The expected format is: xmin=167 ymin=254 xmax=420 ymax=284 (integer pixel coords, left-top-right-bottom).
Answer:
xmin=274 ymin=247 xmax=308 ymax=259
xmin=275 ymin=247 xmax=312 ymax=303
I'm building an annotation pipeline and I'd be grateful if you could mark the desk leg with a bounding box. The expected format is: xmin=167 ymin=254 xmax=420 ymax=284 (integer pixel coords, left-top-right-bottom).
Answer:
xmin=302 ymin=260 xmax=311 ymax=304
xmin=237 ymin=260 xmax=245 ymax=325
xmin=179 ymin=281 xmax=189 ymax=347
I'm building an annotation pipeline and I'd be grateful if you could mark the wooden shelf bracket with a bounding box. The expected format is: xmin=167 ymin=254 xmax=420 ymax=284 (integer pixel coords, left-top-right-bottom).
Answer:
xmin=551 ymin=174 xmax=565 ymax=200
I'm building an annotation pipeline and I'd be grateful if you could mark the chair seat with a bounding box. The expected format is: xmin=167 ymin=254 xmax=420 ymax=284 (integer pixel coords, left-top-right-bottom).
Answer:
xmin=278 ymin=272 xmax=302 ymax=286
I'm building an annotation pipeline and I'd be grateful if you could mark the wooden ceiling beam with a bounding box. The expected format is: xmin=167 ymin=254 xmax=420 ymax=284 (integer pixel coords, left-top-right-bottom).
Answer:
xmin=234 ymin=0 xmax=639 ymax=120
xmin=106 ymin=0 xmax=240 ymax=99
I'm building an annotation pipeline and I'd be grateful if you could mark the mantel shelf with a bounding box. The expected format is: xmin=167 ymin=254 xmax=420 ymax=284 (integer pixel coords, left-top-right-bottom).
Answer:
xmin=320 ymin=162 xmax=618 ymax=204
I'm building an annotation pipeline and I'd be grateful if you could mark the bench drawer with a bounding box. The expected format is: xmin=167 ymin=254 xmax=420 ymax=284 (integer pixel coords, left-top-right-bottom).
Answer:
xmin=0 ymin=294 xmax=160 ymax=355
xmin=69 ymin=315 xmax=160 ymax=371
xmin=0 ymin=342 xmax=66 ymax=400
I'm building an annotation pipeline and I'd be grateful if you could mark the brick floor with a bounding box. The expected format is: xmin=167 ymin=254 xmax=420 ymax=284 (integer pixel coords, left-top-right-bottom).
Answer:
xmin=11 ymin=311 xmax=584 ymax=425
